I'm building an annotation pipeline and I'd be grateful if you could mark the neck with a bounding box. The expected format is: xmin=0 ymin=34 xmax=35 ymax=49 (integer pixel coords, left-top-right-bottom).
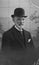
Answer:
xmin=15 ymin=25 xmax=23 ymax=31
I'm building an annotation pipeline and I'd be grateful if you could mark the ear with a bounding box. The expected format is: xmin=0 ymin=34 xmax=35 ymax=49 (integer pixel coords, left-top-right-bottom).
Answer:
xmin=13 ymin=18 xmax=14 ymax=21
xmin=12 ymin=17 xmax=14 ymax=21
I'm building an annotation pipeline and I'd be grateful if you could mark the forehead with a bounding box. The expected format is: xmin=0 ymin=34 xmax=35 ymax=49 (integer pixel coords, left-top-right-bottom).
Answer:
xmin=14 ymin=16 xmax=25 ymax=20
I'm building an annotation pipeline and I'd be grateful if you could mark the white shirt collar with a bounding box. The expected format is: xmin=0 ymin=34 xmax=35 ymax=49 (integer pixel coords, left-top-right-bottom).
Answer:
xmin=15 ymin=25 xmax=23 ymax=31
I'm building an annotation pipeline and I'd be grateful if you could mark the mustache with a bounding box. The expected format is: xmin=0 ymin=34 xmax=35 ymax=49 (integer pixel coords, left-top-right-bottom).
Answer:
xmin=18 ymin=22 xmax=24 ymax=26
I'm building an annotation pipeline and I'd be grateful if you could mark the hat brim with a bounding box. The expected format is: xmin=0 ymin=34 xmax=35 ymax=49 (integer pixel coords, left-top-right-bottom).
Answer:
xmin=11 ymin=15 xmax=27 ymax=18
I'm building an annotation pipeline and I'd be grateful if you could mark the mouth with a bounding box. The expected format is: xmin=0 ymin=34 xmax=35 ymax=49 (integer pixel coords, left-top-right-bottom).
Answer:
xmin=18 ymin=22 xmax=24 ymax=26
xmin=18 ymin=23 xmax=23 ymax=26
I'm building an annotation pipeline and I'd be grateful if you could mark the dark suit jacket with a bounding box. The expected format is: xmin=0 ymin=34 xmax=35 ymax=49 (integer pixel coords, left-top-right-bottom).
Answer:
xmin=2 ymin=26 xmax=34 ymax=49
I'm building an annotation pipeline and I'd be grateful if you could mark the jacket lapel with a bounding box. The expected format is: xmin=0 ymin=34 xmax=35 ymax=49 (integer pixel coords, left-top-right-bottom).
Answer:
xmin=12 ymin=26 xmax=25 ymax=48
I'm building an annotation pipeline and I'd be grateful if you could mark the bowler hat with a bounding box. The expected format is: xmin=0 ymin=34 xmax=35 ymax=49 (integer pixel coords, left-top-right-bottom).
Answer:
xmin=11 ymin=8 xmax=27 ymax=18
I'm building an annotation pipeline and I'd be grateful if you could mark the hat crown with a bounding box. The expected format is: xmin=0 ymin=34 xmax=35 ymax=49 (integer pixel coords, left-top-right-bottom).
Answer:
xmin=14 ymin=8 xmax=25 ymax=17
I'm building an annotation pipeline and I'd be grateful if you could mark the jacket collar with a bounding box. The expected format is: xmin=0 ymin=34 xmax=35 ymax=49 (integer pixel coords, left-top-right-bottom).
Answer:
xmin=14 ymin=25 xmax=23 ymax=32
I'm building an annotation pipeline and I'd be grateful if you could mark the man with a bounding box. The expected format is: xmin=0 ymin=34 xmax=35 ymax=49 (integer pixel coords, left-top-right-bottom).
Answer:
xmin=2 ymin=7 xmax=34 ymax=49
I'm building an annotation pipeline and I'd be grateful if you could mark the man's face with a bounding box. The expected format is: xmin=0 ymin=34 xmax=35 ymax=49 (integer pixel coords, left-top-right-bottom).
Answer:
xmin=13 ymin=16 xmax=25 ymax=28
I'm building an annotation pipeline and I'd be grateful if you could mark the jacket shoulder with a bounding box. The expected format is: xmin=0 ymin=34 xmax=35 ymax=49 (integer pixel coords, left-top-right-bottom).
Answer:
xmin=3 ymin=26 xmax=14 ymax=37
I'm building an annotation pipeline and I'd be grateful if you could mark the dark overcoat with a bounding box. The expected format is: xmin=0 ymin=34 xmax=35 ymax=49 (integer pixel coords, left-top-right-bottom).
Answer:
xmin=2 ymin=26 xmax=34 ymax=49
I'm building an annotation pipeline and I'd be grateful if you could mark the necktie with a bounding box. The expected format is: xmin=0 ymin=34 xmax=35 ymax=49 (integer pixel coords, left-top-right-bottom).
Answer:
xmin=20 ymin=31 xmax=23 ymax=36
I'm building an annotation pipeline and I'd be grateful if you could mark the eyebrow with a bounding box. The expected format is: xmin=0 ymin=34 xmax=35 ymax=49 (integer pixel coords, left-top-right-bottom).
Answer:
xmin=17 ymin=17 xmax=24 ymax=20
xmin=17 ymin=18 xmax=24 ymax=21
